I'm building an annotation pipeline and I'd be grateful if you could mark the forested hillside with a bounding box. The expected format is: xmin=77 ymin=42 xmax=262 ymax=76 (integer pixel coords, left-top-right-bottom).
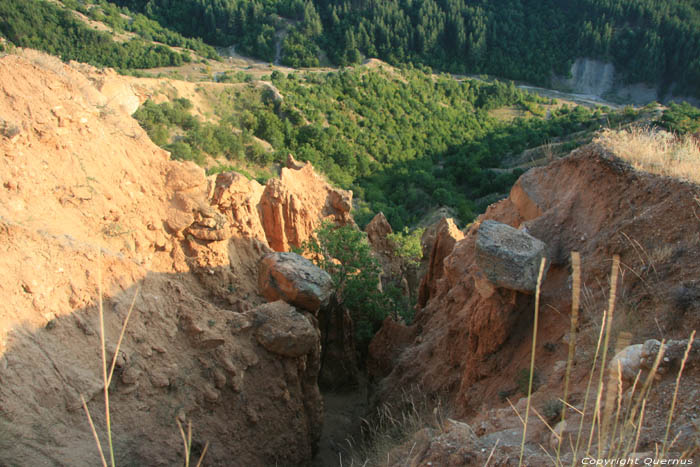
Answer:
xmin=0 ymin=0 xmax=690 ymax=229
xmin=132 ymin=64 xmax=639 ymax=228
xmin=0 ymin=0 xmax=217 ymax=69
xmin=110 ymin=0 xmax=700 ymax=96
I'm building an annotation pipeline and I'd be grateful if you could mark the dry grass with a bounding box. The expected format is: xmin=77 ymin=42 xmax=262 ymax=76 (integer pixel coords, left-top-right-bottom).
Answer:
xmin=82 ymin=251 xmax=208 ymax=467
xmin=512 ymin=252 xmax=697 ymax=465
xmin=595 ymin=126 xmax=700 ymax=184
xmin=343 ymin=390 xmax=447 ymax=466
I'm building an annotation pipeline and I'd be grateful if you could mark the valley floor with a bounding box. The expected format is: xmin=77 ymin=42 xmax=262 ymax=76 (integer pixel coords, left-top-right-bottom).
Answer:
xmin=312 ymin=382 xmax=368 ymax=467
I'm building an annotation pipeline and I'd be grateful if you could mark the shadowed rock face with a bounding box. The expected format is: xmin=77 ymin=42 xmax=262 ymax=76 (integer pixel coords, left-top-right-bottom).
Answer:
xmin=475 ymin=220 xmax=549 ymax=293
xmin=253 ymin=301 xmax=319 ymax=358
xmin=258 ymin=252 xmax=333 ymax=313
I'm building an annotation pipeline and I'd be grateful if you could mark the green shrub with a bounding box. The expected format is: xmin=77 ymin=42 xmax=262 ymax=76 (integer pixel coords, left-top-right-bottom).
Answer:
xmin=299 ymin=222 xmax=390 ymax=344
xmin=516 ymin=368 xmax=540 ymax=394
xmin=660 ymin=102 xmax=700 ymax=135
xmin=387 ymin=227 xmax=424 ymax=268
xmin=542 ymin=398 xmax=564 ymax=421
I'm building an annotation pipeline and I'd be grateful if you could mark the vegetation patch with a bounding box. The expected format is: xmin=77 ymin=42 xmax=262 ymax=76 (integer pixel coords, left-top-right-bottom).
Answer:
xmin=0 ymin=0 xmax=193 ymax=69
xmin=134 ymin=65 xmax=641 ymax=229
xmin=108 ymin=0 xmax=700 ymax=97
xmin=595 ymin=126 xmax=700 ymax=185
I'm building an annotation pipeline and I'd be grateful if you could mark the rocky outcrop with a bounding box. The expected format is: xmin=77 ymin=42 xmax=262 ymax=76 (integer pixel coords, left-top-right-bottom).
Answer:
xmin=475 ymin=220 xmax=549 ymax=293
xmin=164 ymin=162 xmax=211 ymax=235
xmin=258 ymin=252 xmax=333 ymax=313
xmin=366 ymin=212 xmax=394 ymax=254
xmin=164 ymin=152 xmax=353 ymax=258
xmin=373 ymin=146 xmax=700 ymax=425
xmin=211 ymin=171 xmax=267 ymax=242
xmin=0 ymin=52 xmax=326 ymax=466
xmin=259 ymin=155 xmax=353 ymax=252
xmin=156 ymin=153 xmax=352 ymax=308
xmin=417 ymin=217 xmax=463 ymax=308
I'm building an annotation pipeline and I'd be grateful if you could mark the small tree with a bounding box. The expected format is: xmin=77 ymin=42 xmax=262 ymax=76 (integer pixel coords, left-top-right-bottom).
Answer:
xmin=298 ymin=221 xmax=388 ymax=343
xmin=387 ymin=226 xmax=424 ymax=269
xmin=385 ymin=226 xmax=424 ymax=324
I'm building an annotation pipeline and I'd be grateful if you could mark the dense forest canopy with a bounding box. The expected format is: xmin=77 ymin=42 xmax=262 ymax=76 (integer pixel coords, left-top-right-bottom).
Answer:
xmin=0 ymin=0 xmax=217 ymax=69
xmin=110 ymin=0 xmax=700 ymax=97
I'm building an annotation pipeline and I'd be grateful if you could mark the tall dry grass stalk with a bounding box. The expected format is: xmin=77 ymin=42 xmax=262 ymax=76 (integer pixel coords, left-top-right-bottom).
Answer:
xmin=517 ymin=257 xmax=547 ymax=467
xmin=81 ymin=250 xmax=207 ymax=466
xmin=555 ymin=252 xmax=581 ymax=463
xmin=509 ymin=253 xmax=696 ymax=465
xmin=595 ymin=126 xmax=700 ymax=184
xmin=177 ymin=419 xmax=210 ymax=467
xmin=589 ymin=255 xmax=619 ymax=457
xmin=81 ymin=250 xmax=139 ymax=467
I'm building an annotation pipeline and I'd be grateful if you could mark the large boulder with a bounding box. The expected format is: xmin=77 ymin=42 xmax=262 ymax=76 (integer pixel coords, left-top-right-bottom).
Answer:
xmin=258 ymin=252 xmax=333 ymax=312
xmin=252 ymin=301 xmax=318 ymax=358
xmin=475 ymin=220 xmax=548 ymax=293
xmin=610 ymin=338 xmax=700 ymax=385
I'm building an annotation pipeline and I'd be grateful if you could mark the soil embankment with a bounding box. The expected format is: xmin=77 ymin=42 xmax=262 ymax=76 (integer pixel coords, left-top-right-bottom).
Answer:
xmin=369 ymin=146 xmax=700 ymax=463
xmin=0 ymin=50 xmax=351 ymax=466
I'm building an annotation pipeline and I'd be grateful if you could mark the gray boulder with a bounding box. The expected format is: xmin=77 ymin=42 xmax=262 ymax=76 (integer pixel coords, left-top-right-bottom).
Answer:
xmin=475 ymin=220 xmax=548 ymax=293
xmin=251 ymin=301 xmax=318 ymax=358
xmin=258 ymin=252 xmax=333 ymax=312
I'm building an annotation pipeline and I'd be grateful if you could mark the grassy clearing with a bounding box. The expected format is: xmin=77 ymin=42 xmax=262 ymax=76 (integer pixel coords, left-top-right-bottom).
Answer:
xmin=595 ymin=127 xmax=700 ymax=185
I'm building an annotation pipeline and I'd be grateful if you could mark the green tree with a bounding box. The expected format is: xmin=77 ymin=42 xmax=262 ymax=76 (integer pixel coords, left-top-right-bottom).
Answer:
xmin=299 ymin=222 xmax=388 ymax=343
xmin=660 ymin=102 xmax=700 ymax=135
xmin=387 ymin=227 xmax=424 ymax=269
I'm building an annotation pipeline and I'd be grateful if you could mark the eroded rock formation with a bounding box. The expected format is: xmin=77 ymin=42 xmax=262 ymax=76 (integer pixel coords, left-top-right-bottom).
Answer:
xmin=372 ymin=146 xmax=700 ymax=425
xmin=417 ymin=217 xmax=464 ymax=308
xmin=0 ymin=52 xmax=335 ymax=466
xmin=259 ymin=155 xmax=353 ymax=252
